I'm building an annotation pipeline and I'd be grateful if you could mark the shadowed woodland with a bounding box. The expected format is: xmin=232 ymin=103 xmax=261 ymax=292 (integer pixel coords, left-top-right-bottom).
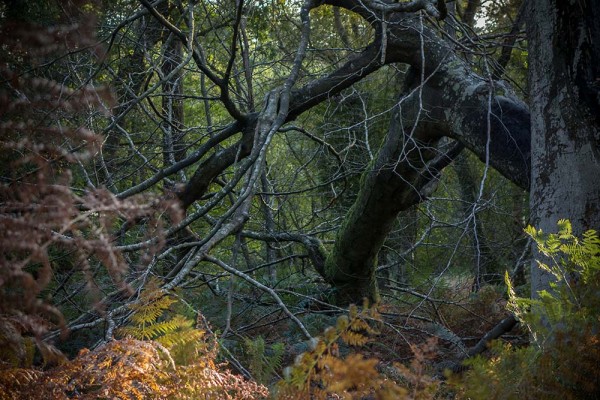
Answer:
xmin=1 ymin=0 xmax=599 ymax=398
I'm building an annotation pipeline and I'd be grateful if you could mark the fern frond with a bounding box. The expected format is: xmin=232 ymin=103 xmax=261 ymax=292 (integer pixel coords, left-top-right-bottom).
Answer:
xmin=118 ymin=280 xmax=212 ymax=367
xmin=454 ymin=221 xmax=600 ymax=399
xmin=158 ymin=326 xmax=204 ymax=349
xmin=128 ymin=296 xmax=176 ymax=326
xmin=341 ymin=330 xmax=369 ymax=346
xmin=277 ymin=302 xmax=393 ymax=398
xmin=243 ymin=336 xmax=284 ymax=385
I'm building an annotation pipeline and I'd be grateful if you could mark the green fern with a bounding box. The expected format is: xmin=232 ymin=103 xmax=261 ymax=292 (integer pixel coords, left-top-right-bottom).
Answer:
xmin=454 ymin=221 xmax=600 ymax=399
xmin=118 ymin=278 xmax=206 ymax=365
xmin=243 ymin=336 xmax=284 ymax=385
xmin=518 ymin=220 xmax=600 ymax=345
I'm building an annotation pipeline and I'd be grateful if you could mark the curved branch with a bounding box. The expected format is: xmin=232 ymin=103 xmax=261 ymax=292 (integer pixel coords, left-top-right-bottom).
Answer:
xmin=241 ymin=230 xmax=328 ymax=277
xmin=117 ymin=121 xmax=242 ymax=199
xmin=366 ymin=0 xmax=442 ymax=19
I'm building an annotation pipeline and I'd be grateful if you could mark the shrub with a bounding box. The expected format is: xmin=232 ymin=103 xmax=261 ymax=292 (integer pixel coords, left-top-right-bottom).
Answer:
xmin=453 ymin=220 xmax=600 ymax=399
xmin=0 ymin=337 xmax=269 ymax=400
xmin=0 ymin=279 xmax=269 ymax=399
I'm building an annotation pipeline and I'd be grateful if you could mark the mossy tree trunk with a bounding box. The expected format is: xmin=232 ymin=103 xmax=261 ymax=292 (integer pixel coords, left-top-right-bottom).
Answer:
xmin=322 ymin=48 xmax=531 ymax=304
xmin=323 ymin=77 xmax=454 ymax=304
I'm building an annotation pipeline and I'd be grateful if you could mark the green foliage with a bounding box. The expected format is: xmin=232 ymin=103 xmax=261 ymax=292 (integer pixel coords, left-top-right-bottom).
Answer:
xmin=243 ymin=336 xmax=284 ymax=385
xmin=514 ymin=219 xmax=600 ymax=345
xmin=118 ymin=278 xmax=205 ymax=365
xmin=453 ymin=220 xmax=600 ymax=399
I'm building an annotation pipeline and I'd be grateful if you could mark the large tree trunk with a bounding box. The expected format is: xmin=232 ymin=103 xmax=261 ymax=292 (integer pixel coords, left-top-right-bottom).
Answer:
xmin=324 ymin=86 xmax=454 ymax=304
xmin=324 ymin=38 xmax=531 ymax=303
xmin=527 ymin=0 xmax=600 ymax=296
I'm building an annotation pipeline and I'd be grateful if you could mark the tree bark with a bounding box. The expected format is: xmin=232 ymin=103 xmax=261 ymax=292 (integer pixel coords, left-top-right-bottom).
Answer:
xmin=527 ymin=0 xmax=600 ymax=296
xmin=161 ymin=27 xmax=185 ymax=165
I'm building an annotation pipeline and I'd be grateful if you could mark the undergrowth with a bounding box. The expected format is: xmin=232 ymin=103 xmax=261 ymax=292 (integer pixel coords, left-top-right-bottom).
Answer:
xmin=117 ymin=278 xmax=205 ymax=366
xmin=0 ymin=281 xmax=269 ymax=399
xmin=276 ymin=300 xmax=441 ymax=399
xmin=452 ymin=220 xmax=600 ymax=399
xmin=243 ymin=336 xmax=285 ymax=386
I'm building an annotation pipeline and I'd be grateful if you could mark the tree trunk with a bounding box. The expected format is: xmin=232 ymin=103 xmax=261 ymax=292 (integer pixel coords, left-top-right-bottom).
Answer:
xmin=324 ymin=94 xmax=452 ymax=304
xmin=161 ymin=32 xmax=185 ymax=166
xmin=324 ymin=47 xmax=531 ymax=303
xmin=527 ymin=0 xmax=600 ymax=296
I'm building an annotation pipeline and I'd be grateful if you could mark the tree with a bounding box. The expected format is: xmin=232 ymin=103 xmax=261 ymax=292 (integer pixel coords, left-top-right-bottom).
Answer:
xmin=112 ymin=0 xmax=531 ymax=305
xmin=2 ymin=0 xmax=596 ymax=356
xmin=527 ymin=0 xmax=600 ymax=295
